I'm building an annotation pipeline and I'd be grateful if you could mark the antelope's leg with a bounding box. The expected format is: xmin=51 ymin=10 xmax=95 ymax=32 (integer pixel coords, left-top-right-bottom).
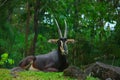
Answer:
xmin=43 ymin=62 xmax=58 ymax=72
xmin=44 ymin=67 xmax=58 ymax=72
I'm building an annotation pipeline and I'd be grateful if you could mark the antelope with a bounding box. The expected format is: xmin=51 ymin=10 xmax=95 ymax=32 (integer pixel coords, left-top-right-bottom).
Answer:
xmin=19 ymin=18 xmax=75 ymax=72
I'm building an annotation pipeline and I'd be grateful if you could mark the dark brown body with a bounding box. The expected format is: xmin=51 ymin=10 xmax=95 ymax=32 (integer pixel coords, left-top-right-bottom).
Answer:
xmin=19 ymin=50 xmax=69 ymax=72
xmin=34 ymin=50 xmax=68 ymax=72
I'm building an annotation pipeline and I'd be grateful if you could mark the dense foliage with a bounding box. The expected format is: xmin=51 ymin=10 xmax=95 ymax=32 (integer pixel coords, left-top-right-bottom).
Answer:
xmin=0 ymin=0 xmax=120 ymax=69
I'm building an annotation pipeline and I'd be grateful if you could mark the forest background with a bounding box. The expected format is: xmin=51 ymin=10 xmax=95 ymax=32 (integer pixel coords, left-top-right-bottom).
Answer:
xmin=0 ymin=0 xmax=120 ymax=69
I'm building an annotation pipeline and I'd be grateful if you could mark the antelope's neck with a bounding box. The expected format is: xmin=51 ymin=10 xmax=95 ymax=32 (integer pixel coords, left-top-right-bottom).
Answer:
xmin=57 ymin=49 xmax=67 ymax=63
xmin=57 ymin=50 xmax=68 ymax=71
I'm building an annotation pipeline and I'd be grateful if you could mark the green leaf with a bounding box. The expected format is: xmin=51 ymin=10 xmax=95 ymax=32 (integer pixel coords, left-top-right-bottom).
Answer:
xmin=1 ymin=53 xmax=8 ymax=59
xmin=0 ymin=61 xmax=4 ymax=65
xmin=7 ymin=59 xmax=14 ymax=65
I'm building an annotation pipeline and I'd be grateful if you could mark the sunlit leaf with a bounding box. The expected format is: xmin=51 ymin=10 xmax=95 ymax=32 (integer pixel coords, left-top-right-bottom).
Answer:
xmin=8 ymin=59 xmax=14 ymax=65
xmin=1 ymin=53 xmax=8 ymax=59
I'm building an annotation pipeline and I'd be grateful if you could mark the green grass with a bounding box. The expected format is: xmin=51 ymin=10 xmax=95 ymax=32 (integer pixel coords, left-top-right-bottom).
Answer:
xmin=0 ymin=69 xmax=73 ymax=80
xmin=0 ymin=69 xmax=99 ymax=80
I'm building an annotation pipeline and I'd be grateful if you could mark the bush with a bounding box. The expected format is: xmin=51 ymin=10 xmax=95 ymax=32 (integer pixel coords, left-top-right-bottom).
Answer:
xmin=0 ymin=53 xmax=14 ymax=68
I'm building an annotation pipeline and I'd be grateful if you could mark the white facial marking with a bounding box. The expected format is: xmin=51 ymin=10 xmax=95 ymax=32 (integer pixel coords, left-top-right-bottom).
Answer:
xmin=60 ymin=41 xmax=63 ymax=47
xmin=60 ymin=40 xmax=65 ymax=54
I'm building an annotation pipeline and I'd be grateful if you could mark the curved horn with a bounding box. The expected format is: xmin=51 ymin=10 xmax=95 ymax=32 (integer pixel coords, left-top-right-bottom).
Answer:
xmin=64 ymin=19 xmax=67 ymax=38
xmin=54 ymin=18 xmax=63 ymax=38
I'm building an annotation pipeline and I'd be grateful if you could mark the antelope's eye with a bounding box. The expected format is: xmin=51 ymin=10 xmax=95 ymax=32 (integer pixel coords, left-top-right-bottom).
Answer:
xmin=64 ymin=38 xmax=67 ymax=41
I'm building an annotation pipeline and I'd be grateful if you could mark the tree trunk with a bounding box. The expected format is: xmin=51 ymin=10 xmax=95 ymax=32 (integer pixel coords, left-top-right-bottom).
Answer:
xmin=25 ymin=1 xmax=30 ymax=56
xmin=27 ymin=0 xmax=40 ymax=56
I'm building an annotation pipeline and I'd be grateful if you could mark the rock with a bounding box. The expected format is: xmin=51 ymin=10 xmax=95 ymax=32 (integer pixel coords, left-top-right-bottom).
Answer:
xmin=85 ymin=62 xmax=120 ymax=80
xmin=10 ymin=67 xmax=25 ymax=78
xmin=64 ymin=62 xmax=120 ymax=80
xmin=63 ymin=66 xmax=86 ymax=80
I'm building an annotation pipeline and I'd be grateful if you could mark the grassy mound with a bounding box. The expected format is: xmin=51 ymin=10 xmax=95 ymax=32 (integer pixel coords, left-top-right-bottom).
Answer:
xmin=0 ymin=69 xmax=99 ymax=80
xmin=0 ymin=69 xmax=72 ymax=80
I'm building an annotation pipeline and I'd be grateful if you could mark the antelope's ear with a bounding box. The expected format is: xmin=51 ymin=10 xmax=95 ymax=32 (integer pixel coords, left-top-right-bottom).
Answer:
xmin=48 ymin=39 xmax=58 ymax=43
xmin=67 ymin=39 xmax=75 ymax=43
